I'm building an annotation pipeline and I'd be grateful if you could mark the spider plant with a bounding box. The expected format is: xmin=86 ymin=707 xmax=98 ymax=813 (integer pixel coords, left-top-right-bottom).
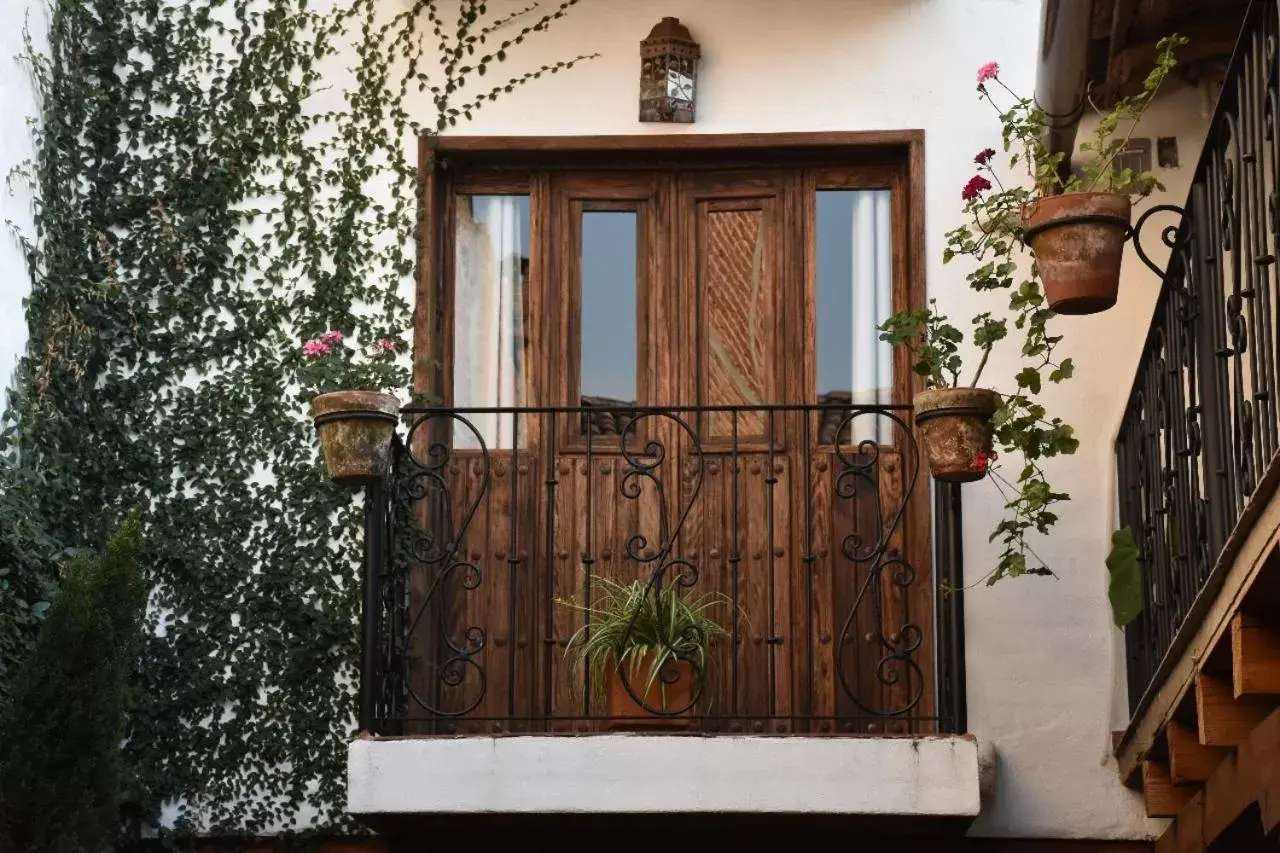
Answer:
xmin=561 ymin=576 xmax=730 ymax=710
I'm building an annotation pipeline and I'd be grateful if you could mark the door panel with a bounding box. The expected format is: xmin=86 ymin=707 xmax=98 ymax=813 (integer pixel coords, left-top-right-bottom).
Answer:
xmin=675 ymin=172 xmax=802 ymax=728
xmin=679 ymin=172 xmax=797 ymax=414
xmin=700 ymin=203 xmax=775 ymax=438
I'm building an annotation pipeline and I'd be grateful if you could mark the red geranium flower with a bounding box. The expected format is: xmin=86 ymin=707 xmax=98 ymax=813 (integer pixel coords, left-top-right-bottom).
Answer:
xmin=961 ymin=175 xmax=993 ymax=201
xmin=975 ymin=148 xmax=996 ymax=165
xmin=973 ymin=449 xmax=998 ymax=474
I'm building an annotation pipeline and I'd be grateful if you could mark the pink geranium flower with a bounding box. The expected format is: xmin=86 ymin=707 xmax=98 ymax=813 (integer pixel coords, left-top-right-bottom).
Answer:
xmin=976 ymin=61 xmax=999 ymax=86
xmin=961 ymin=175 xmax=993 ymax=201
xmin=302 ymin=339 xmax=331 ymax=359
xmin=321 ymin=330 xmax=344 ymax=345
xmin=372 ymin=339 xmax=397 ymax=353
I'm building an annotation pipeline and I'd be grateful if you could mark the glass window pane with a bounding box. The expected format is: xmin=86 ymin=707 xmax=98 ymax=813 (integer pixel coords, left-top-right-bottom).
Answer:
xmin=816 ymin=189 xmax=893 ymax=442
xmin=580 ymin=211 xmax=638 ymax=405
xmin=453 ymin=194 xmax=530 ymax=448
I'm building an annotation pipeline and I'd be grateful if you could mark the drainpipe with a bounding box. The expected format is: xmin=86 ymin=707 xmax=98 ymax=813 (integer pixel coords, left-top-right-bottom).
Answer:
xmin=1034 ymin=0 xmax=1095 ymax=187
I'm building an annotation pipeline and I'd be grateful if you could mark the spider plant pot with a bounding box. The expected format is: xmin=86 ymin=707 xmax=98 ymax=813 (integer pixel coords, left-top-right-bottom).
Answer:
xmin=604 ymin=652 xmax=696 ymax=731
xmin=914 ymin=387 xmax=1001 ymax=483
xmin=1022 ymin=192 xmax=1131 ymax=316
xmin=310 ymin=390 xmax=400 ymax=486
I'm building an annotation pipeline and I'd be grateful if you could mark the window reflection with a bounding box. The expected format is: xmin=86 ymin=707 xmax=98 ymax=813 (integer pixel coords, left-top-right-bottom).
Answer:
xmin=816 ymin=189 xmax=893 ymax=444
xmin=580 ymin=211 xmax=638 ymax=406
xmin=453 ymin=194 xmax=530 ymax=449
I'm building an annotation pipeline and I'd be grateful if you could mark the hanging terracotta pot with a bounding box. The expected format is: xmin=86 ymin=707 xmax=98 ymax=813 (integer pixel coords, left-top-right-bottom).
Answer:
xmin=311 ymin=390 xmax=400 ymax=486
xmin=604 ymin=653 xmax=695 ymax=731
xmin=1022 ymin=192 xmax=1131 ymax=315
xmin=914 ymin=387 xmax=1001 ymax=483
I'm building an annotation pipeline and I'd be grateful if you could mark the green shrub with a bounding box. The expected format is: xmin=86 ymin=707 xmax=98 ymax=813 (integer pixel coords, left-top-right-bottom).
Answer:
xmin=0 ymin=510 xmax=146 ymax=853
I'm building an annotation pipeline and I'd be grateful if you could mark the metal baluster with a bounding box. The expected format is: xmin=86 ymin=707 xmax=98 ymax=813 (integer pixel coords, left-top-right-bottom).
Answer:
xmin=730 ymin=411 xmax=741 ymax=719
xmin=765 ymin=408 xmax=778 ymax=719
xmin=583 ymin=414 xmax=595 ymax=719
xmin=507 ymin=411 xmax=519 ymax=721
xmin=360 ymin=475 xmax=385 ymax=733
xmin=802 ymin=405 xmax=815 ymax=725
xmin=543 ymin=415 xmax=558 ymax=727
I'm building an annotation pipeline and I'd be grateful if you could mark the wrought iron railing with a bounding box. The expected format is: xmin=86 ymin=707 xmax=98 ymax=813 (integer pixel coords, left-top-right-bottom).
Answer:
xmin=1117 ymin=0 xmax=1278 ymax=716
xmin=356 ymin=403 xmax=966 ymax=735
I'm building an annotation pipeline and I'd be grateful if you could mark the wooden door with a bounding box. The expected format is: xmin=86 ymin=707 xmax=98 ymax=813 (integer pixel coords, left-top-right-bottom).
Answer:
xmin=671 ymin=170 xmax=805 ymax=730
xmin=541 ymin=172 xmax=675 ymax=728
xmin=414 ymin=159 xmax=934 ymax=734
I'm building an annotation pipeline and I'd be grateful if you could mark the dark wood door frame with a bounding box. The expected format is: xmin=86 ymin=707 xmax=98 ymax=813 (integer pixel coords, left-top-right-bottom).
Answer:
xmin=412 ymin=131 xmax=936 ymax=730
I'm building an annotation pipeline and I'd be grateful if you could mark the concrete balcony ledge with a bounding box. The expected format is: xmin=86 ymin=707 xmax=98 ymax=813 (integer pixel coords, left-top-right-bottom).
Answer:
xmin=348 ymin=734 xmax=982 ymax=821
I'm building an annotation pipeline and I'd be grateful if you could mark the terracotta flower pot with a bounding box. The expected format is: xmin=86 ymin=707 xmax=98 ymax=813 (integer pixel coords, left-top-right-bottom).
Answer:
xmin=914 ymin=387 xmax=1001 ymax=483
xmin=604 ymin=653 xmax=695 ymax=731
xmin=311 ymin=390 xmax=400 ymax=486
xmin=1022 ymin=192 xmax=1131 ymax=315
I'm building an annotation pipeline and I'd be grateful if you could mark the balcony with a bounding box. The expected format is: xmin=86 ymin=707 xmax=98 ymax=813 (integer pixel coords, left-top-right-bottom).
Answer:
xmin=347 ymin=402 xmax=978 ymax=826
xmin=1114 ymin=1 xmax=1280 ymax=846
xmin=1115 ymin=0 xmax=1280 ymax=725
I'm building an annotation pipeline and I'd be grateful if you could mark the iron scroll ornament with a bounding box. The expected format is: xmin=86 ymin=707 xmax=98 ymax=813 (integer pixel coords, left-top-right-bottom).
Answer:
xmin=610 ymin=411 xmax=707 ymax=717
xmin=831 ymin=409 xmax=926 ymax=718
xmin=390 ymin=412 xmax=491 ymax=717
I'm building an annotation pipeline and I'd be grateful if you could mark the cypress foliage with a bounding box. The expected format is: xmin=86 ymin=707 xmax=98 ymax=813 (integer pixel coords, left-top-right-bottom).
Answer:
xmin=0 ymin=511 xmax=146 ymax=853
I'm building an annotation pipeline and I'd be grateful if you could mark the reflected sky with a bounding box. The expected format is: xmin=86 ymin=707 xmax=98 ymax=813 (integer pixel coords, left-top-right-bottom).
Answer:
xmin=580 ymin=211 xmax=638 ymax=402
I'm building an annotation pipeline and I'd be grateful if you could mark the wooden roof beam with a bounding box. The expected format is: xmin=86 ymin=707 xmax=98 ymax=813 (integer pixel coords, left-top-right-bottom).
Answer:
xmin=1157 ymin=706 xmax=1280 ymax=853
xmin=1232 ymin=612 xmax=1280 ymax=697
xmin=1143 ymin=759 xmax=1198 ymax=818
xmin=1099 ymin=0 xmax=1140 ymax=105
xmin=1109 ymin=14 xmax=1244 ymax=94
xmin=1194 ymin=671 xmax=1276 ymax=747
xmin=1168 ymin=720 xmax=1228 ymax=785
xmin=1133 ymin=0 xmax=1172 ymax=42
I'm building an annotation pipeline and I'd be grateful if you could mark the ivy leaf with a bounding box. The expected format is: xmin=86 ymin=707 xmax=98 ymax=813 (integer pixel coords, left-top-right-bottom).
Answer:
xmin=1106 ymin=527 xmax=1143 ymax=628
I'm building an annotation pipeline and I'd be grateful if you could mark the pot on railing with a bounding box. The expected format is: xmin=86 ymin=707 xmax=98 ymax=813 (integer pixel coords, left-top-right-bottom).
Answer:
xmin=604 ymin=653 xmax=695 ymax=732
xmin=1022 ymin=192 xmax=1131 ymax=316
xmin=914 ymin=387 xmax=1001 ymax=483
xmin=311 ymin=390 xmax=400 ymax=486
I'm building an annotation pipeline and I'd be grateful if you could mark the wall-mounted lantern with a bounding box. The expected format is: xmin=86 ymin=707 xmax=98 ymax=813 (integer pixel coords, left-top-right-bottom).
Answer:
xmin=639 ymin=17 xmax=700 ymax=123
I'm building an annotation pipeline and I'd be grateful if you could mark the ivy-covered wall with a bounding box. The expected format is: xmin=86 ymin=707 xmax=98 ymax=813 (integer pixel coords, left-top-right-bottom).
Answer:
xmin=0 ymin=1 xmax=39 ymax=386
xmin=0 ymin=0 xmax=586 ymax=838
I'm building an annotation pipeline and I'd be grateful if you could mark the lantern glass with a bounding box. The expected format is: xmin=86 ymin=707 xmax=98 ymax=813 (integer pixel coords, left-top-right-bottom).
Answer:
xmin=639 ymin=18 xmax=699 ymax=124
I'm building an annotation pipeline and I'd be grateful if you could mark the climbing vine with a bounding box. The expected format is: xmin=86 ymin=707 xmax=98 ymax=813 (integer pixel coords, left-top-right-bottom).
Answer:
xmin=5 ymin=0 xmax=589 ymax=837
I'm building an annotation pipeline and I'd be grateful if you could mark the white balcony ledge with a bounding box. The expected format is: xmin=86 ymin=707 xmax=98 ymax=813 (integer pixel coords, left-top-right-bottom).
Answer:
xmin=347 ymin=734 xmax=982 ymax=820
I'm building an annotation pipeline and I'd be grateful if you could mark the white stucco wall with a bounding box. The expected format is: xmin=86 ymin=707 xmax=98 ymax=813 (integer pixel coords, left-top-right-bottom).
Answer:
xmin=0 ymin=0 xmax=39 ymax=392
xmin=389 ymin=0 xmax=1212 ymax=840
